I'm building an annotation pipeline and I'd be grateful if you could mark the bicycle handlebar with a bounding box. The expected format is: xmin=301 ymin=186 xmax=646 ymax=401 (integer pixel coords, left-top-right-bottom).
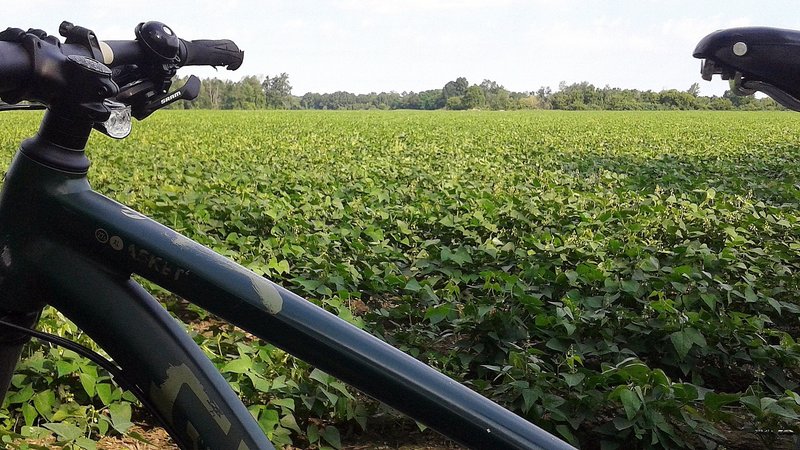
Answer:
xmin=0 ymin=21 xmax=243 ymax=121
xmin=180 ymin=39 xmax=244 ymax=70
xmin=99 ymin=39 xmax=244 ymax=70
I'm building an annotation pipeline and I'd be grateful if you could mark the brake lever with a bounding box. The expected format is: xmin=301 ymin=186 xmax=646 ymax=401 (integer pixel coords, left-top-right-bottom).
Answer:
xmin=129 ymin=75 xmax=201 ymax=120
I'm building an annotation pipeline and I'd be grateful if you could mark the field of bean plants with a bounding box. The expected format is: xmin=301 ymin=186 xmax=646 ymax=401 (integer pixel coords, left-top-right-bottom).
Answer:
xmin=0 ymin=110 xmax=798 ymax=449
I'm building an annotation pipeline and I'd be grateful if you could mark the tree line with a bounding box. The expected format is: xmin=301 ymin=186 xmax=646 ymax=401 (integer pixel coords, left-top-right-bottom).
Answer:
xmin=169 ymin=73 xmax=782 ymax=111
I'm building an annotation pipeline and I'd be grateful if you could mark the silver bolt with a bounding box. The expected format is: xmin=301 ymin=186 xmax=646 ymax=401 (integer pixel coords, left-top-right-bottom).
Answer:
xmin=733 ymin=42 xmax=748 ymax=56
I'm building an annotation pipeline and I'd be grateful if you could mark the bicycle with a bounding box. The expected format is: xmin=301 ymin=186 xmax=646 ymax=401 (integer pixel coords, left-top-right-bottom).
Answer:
xmin=0 ymin=21 xmax=575 ymax=450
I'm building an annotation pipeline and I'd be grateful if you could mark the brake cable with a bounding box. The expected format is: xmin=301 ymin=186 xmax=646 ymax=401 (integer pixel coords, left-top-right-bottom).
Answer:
xmin=0 ymin=318 xmax=181 ymax=442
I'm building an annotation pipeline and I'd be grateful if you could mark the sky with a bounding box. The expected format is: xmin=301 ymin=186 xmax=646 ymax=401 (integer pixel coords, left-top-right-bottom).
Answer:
xmin=4 ymin=1 xmax=799 ymax=97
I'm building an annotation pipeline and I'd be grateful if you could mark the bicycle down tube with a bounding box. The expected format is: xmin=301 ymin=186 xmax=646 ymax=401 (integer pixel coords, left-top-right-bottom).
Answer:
xmin=0 ymin=112 xmax=574 ymax=449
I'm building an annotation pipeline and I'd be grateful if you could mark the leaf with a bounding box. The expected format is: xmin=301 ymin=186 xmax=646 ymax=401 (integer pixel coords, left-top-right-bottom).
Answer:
xmin=767 ymin=298 xmax=782 ymax=314
xmin=222 ymin=357 xmax=252 ymax=374
xmin=684 ymin=327 xmax=707 ymax=349
xmin=309 ymin=368 xmax=331 ymax=385
xmin=613 ymin=416 xmax=633 ymax=431
xmin=257 ymin=408 xmax=280 ymax=431
xmin=96 ymin=384 xmax=112 ymax=405
xmin=704 ymin=392 xmax=740 ymax=412
xmin=321 ymin=425 xmax=342 ymax=449
xmin=247 ymin=373 xmax=272 ymax=393
xmin=404 ymin=278 xmax=422 ymax=292
xmin=75 ymin=436 xmax=97 ymax=450
xmin=621 ymin=280 xmax=639 ymax=294
xmin=740 ymin=395 xmax=762 ymax=413
xmin=673 ymin=383 xmax=699 ymax=402
xmin=56 ymin=361 xmax=77 ymax=378
xmin=670 ymin=330 xmax=692 ymax=360
xmin=700 ymin=293 xmax=717 ymax=310
xmin=617 ymin=362 xmax=651 ymax=384
xmin=306 ymin=424 xmax=320 ymax=444
xmin=109 ymin=402 xmax=133 ymax=434
xmin=764 ymin=402 xmax=800 ymax=420
xmin=640 ymin=256 xmax=659 ymax=272
xmin=79 ymin=373 xmax=96 ymax=398
xmin=440 ymin=247 xmax=473 ymax=266
xmin=555 ymin=424 xmax=579 ymax=446
xmin=268 ymin=257 xmax=290 ymax=274
xmin=32 ymin=391 xmax=55 ymax=420
xmin=43 ymin=422 xmax=82 ymax=441
xmin=126 ymin=430 xmax=152 ymax=445
xmin=51 ymin=406 xmax=71 ymax=422
xmin=98 ymin=417 xmax=109 ymax=435
xmin=280 ymin=413 xmax=303 ymax=434
xmin=565 ymin=270 xmax=579 ymax=284
xmin=620 ymin=389 xmax=642 ymax=420
xmin=562 ymin=372 xmax=585 ymax=387
xmin=270 ymin=398 xmax=295 ymax=411
xmin=425 ymin=304 xmax=452 ymax=325
xmin=22 ymin=402 xmax=38 ymax=427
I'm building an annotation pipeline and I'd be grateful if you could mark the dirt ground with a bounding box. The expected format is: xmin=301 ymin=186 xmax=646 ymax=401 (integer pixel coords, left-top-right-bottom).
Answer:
xmin=11 ymin=423 xmax=800 ymax=449
xmin=11 ymin=423 xmax=464 ymax=449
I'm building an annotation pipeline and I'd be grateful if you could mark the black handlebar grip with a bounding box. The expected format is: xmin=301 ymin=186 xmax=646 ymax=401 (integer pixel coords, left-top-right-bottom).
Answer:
xmin=179 ymin=39 xmax=243 ymax=70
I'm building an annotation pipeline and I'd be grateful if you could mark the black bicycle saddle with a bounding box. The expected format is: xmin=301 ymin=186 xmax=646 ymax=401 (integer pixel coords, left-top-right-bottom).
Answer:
xmin=694 ymin=27 xmax=800 ymax=111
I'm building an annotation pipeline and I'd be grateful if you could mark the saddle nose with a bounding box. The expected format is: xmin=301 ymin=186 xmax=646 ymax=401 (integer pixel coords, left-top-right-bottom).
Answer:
xmin=694 ymin=27 xmax=800 ymax=111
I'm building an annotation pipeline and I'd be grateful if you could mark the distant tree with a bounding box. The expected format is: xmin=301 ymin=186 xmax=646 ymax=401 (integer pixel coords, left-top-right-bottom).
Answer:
xmin=478 ymin=79 xmax=512 ymax=110
xmin=263 ymin=73 xmax=293 ymax=109
xmin=400 ymin=92 xmax=421 ymax=109
xmin=419 ymin=89 xmax=445 ymax=109
xmin=300 ymin=92 xmax=323 ymax=109
xmin=479 ymin=79 xmax=502 ymax=94
xmin=195 ymin=78 xmax=229 ymax=109
xmin=708 ymin=96 xmax=735 ymax=110
xmin=443 ymin=77 xmax=469 ymax=99
xmin=659 ymin=89 xmax=698 ymax=110
xmin=231 ymin=76 xmax=266 ymax=109
xmin=517 ymin=95 xmax=542 ymax=109
xmin=489 ymin=89 xmax=511 ymax=110
xmin=463 ymin=85 xmax=486 ymax=109
xmin=446 ymin=96 xmax=464 ymax=110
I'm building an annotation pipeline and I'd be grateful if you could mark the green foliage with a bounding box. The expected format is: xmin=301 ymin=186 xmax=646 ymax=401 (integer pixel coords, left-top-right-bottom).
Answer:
xmin=0 ymin=110 xmax=798 ymax=448
xmin=0 ymin=308 xmax=137 ymax=447
xmin=175 ymin=74 xmax=781 ymax=111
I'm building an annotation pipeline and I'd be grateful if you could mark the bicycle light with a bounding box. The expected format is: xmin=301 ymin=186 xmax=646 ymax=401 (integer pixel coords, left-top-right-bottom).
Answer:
xmin=94 ymin=100 xmax=132 ymax=139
